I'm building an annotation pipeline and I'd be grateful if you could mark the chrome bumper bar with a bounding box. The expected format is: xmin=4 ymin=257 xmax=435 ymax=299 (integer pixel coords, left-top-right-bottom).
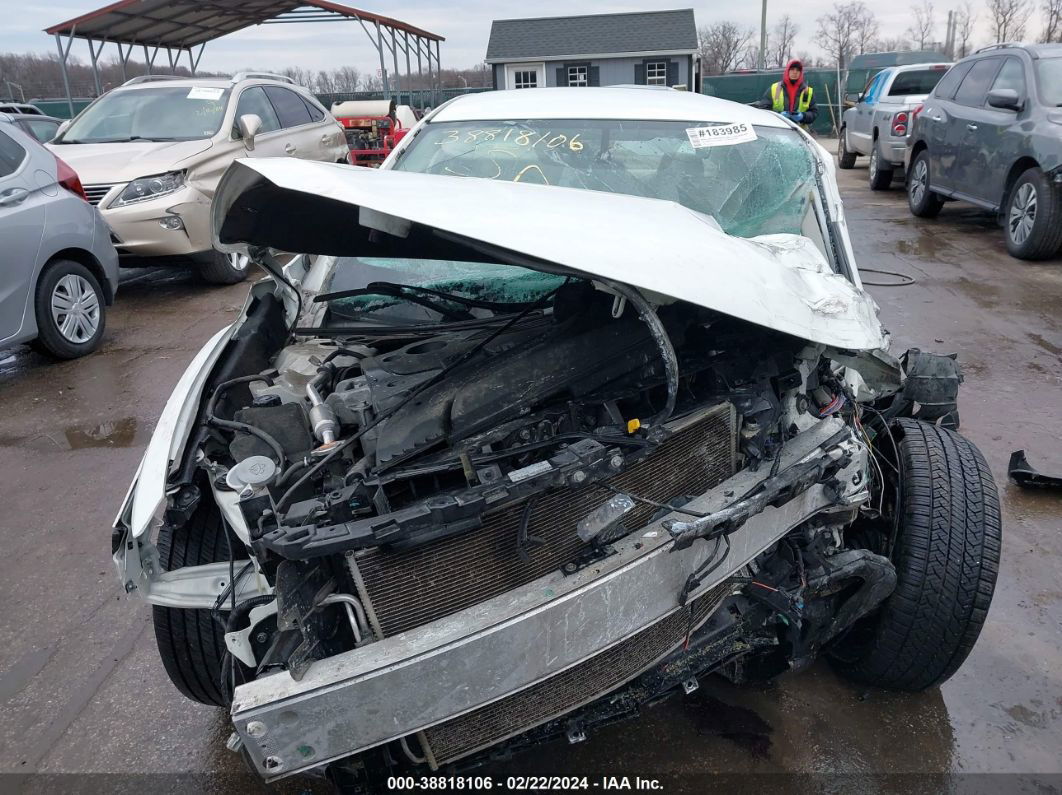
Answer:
xmin=232 ymin=418 xmax=864 ymax=780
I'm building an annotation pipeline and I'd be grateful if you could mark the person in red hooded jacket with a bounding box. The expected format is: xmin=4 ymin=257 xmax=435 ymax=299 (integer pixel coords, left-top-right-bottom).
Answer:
xmin=753 ymin=59 xmax=818 ymax=127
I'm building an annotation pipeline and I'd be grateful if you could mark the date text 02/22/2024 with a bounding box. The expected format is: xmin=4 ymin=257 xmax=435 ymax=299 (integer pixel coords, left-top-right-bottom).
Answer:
xmin=386 ymin=776 xmax=665 ymax=791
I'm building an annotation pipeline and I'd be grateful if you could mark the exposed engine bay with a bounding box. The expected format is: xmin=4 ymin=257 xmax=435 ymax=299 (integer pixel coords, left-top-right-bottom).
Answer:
xmin=110 ymin=143 xmax=1000 ymax=789
xmin=154 ymin=269 xmax=928 ymax=676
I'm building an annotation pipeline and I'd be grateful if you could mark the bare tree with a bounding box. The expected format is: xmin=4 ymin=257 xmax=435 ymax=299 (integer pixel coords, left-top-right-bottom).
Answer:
xmin=817 ymin=2 xmax=879 ymax=68
xmin=985 ymin=0 xmax=1031 ymax=41
xmin=768 ymin=15 xmax=800 ymax=67
xmin=906 ymin=1 xmax=936 ymax=49
xmin=854 ymin=5 xmax=881 ymax=54
xmin=698 ymin=21 xmax=755 ymax=74
xmin=332 ymin=65 xmax=362 ymax=91
xmin=1043 ymin=0 xmax=1062 ymax=41
xmin=956 ymin=2 xmax=978 ymax=54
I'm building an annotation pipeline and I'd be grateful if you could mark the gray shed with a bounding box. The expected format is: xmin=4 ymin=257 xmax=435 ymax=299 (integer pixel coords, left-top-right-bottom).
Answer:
xmin=485 ymin=9 xmax=699 ymax=92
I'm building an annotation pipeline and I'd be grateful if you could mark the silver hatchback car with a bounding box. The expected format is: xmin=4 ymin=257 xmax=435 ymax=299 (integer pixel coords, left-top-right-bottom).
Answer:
xmin=0 ymin=115 xmax=119 ymax=359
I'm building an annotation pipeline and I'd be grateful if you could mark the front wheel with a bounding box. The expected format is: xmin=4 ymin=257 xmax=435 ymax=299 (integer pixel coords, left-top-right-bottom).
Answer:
xmin=1004 ymin=167 xmax=1062 ymax=260
xmin=907 ymin=150 xmax=944 ymax=218
xmin=831 ymin=419 xmax=1001 ymax=691
xmin=153 ymin=499 xmax=233 ymax=707
xmin=868 ymin=146 xmax=894 ymax=191
xmin=31 ymin=259 xmax=106 ymax=359
xmin=194 ymin=250 xmax=250 ymax=285
xmin=837 ymin=128 xmax=856 ymax=169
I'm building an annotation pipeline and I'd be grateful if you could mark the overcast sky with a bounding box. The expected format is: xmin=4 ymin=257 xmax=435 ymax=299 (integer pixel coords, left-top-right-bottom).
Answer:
xmin=0 ymin=0 xmax=1040 ymax=74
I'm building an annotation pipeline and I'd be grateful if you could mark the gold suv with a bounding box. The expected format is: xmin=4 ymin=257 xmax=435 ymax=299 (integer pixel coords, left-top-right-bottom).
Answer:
xmin=49 ymin=73 xmax=349 ymax=283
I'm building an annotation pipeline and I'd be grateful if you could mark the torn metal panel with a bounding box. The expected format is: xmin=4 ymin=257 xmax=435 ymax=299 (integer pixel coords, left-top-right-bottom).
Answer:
xmin=212 ymin=159 xmax=887 ymax=351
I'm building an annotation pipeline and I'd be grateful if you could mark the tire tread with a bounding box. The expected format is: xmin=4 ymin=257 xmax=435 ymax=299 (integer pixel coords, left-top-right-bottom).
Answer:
xmin=833 ymin=419 xmax=1000 ymax=691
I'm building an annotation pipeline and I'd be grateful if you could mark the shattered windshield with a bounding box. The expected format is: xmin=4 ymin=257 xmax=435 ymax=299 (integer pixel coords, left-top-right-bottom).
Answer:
xmin=321 ymin=258 xmax=566 ymax=326
xmin=394 ymin=119 xmax=821 ymax=240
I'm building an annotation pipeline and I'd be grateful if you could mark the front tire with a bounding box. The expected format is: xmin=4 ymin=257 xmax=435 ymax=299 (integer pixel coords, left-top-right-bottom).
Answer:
xmin=868 ymin=145 xmax=893 ymax=191
xmin=837 ymin=128 xmax=856 ymax=169
xmin=153 ymin=499 xmax=233 ymax=707
xmin=907 ymin=150 xmax=944 ymax=218
xmin=1004 ymin=167 xmax=1062 ymax=260
xmin=31 ymin=259 xmax=106 ymax=359
xmin=194 ymin=250 xmax=250 ymax=285
xmin=831 ymin=419 xmax=1001 ymax=691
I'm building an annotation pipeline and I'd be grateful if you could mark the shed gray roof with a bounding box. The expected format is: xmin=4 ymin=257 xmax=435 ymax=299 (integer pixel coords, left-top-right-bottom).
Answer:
xmin=486 ymin=9 xmax=697 ymax=62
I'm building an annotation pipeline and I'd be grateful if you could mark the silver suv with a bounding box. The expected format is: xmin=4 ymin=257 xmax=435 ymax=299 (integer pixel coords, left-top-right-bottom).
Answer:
xmin=49 ymin=73 xmax=349 ymax=283
xmin=838 ymin=62 xmax=951 ymax=189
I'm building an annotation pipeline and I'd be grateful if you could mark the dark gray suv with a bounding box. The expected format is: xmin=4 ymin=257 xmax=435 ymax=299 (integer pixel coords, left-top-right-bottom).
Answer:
xmin=905 ymin=43 xmax=1062 ymax=259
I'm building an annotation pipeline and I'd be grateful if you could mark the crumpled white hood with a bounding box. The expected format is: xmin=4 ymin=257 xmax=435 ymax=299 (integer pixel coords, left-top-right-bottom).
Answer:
xmin=213 ymin=159 xmax=886 ymax=350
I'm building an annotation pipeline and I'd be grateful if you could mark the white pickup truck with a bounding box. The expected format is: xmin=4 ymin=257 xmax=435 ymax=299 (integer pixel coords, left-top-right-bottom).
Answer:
xmin=838 ymin=62 xmax=951 ymax=190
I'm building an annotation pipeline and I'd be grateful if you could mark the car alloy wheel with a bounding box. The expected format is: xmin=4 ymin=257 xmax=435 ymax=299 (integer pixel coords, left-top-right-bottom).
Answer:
xmin=50 ymin=273 xmax=100 ymax=344
xmin=1008 ymin=182 xmax=1036 ymax=246
xmin=229 ymin=252 xmax=250 ymax=272
xmin=909 ymin=159 xmax=928 ymax=206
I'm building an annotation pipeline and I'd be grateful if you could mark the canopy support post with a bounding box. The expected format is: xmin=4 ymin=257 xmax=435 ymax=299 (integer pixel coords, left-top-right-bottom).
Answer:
xmin=87 ymin=37 xmax=105 ymax=96
xmin=402 ymin=31 xmax=412 ymax=105
xmin=374 ymin=20 xmax=389 ymax=96
xmin=390 ymin=28 xmax=401 ymax=103
xmin=55 ymin=30 xmax=76 ymax=117
xmin=433 ymin=39 xmax=441 ymax=106
xmin=189 ymin=43 xmax=206 ymax=75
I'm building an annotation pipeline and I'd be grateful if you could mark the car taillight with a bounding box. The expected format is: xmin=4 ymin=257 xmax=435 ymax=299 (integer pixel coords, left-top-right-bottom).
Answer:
xmin=53 ymin=154 xmax=88 ymax=201
xmin=892 ymin=111 xmax=909 ymax=136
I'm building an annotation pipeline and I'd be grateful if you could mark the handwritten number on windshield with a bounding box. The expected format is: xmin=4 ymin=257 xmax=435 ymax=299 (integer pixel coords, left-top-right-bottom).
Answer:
xmin=436 ymin=129 xmax=584 ymax=152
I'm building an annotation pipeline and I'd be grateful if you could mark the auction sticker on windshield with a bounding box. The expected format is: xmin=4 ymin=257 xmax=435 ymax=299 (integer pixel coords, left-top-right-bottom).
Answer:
xmin=685 ymin=122 xmax=757 ymax=149
xmin=187 ymin=86 xmax=225 ymax=100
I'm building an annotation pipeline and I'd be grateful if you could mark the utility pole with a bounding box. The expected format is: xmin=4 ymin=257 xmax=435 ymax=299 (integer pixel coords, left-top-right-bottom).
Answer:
xmin=758 ymin=0 xmax=768 ymax=70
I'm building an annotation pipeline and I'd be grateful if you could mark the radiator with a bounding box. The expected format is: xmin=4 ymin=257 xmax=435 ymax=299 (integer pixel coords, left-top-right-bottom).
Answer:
xmin=351 ymin=402 xmax=736 ymax=638
xmin=421 ymin=579 xmax=733 ymax=766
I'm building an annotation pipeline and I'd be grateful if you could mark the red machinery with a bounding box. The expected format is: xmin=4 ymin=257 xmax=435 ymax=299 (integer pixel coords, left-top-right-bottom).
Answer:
xmin=332 ymin=99 xmax=413 ymax=166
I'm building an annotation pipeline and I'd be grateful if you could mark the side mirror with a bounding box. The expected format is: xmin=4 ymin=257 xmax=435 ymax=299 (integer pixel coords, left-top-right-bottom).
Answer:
xmin=987 ymin=88 xmax=1022 ymax=111
xmin=237 ymin=113 xmax=262 ymax=150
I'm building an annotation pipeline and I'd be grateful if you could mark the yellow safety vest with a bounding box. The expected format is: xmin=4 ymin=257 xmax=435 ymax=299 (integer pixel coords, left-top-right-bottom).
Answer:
xmin=770 ymin=82 xmax=813 ymax=113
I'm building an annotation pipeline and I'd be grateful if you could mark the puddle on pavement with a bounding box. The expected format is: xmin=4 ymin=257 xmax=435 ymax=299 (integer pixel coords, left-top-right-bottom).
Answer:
xmin=1 ymin=417 xmax=145 ymax=451
xmin=686 ymin=692 xmax=774 ymax=758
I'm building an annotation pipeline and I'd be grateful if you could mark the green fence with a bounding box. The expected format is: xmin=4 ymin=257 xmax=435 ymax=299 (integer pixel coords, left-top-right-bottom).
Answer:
xmin=700 ymin=69 xmax=845 ymax=136
xmin=317 ymin=86 xmax=490 ymax=111
xmin=26 ymin=98 xmax=93 ymax=119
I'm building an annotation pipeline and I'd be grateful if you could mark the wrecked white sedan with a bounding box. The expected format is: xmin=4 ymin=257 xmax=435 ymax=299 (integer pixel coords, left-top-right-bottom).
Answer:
xmin=113 ymin=90 xmax=1000 ymax=786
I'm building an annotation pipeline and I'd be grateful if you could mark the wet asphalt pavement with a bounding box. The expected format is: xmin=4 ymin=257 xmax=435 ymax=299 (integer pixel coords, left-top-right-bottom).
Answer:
xmin=0 ymin=155 xmax=1059 ymax=792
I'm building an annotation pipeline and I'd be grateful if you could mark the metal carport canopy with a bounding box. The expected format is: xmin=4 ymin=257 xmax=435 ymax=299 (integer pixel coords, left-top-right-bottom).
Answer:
xmin=45 ymin=0 xmax=445 ymax=115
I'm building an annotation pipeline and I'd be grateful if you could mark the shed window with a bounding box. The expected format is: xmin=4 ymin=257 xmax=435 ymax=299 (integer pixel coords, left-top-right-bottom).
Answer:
xmin=646 ymin=61 xmax=667 ymax=86
xmin=567 ymin=65 xmax=588 ymax=87
xmin=513 ymin=70 xmax=538 ymax=89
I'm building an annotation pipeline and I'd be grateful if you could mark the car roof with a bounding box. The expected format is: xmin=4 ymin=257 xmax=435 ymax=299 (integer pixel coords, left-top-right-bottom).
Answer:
xmin=0 ymin=102 xmax=42 ymax=113
xmin=114 ymin=77 xmax=308 ymax=91
xmin=969 ymin=42 xmax=1062 ymax=60
xmin=430 ymin=87 xmax=789 ymax=127
xmin=4 ymin=113 xmax=61 ymax=123
xmin=888 ymin=62 xmax=953 ymax=73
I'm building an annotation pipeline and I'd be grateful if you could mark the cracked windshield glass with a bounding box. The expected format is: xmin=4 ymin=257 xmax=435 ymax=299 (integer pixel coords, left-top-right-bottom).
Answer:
xmin=327 ymin=120 xmax=827 ymax=325
xmin=394 ymin=119 xmax=820 ymax=240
